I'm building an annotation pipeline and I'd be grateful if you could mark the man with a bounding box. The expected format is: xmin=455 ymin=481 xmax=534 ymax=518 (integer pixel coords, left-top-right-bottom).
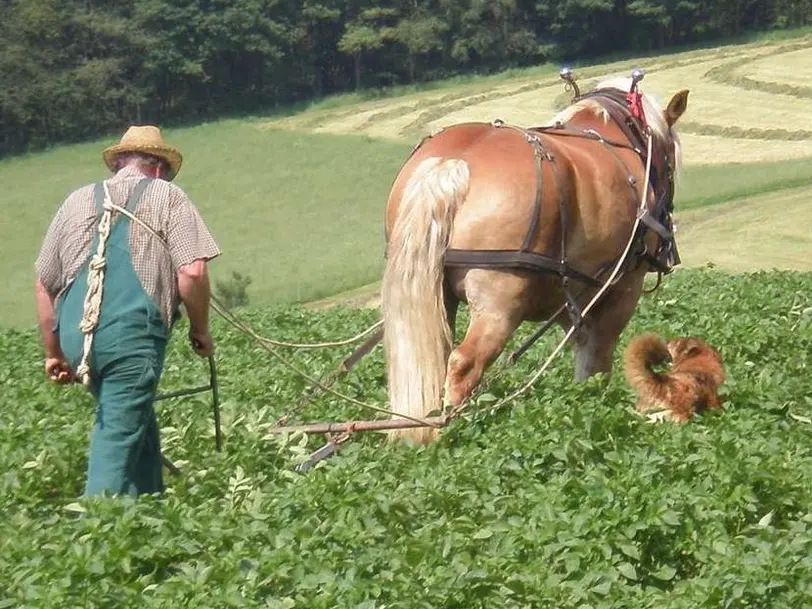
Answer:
xmin=34 ymin=125 xmax=220 ymax=497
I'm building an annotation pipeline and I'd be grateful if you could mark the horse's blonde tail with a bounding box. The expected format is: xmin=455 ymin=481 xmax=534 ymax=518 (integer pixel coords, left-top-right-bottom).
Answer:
xmin=382 ymin=156 xmax=470 ymax=444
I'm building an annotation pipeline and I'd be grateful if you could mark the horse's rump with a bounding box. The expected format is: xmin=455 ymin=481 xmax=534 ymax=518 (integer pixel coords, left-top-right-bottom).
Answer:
xmin=386 ymin=117 xmax=650 ymax=282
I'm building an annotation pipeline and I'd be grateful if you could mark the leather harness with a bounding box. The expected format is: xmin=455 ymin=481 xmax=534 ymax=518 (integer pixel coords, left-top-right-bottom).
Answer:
xmin=410 ymin=87 xmax=681 ymax=328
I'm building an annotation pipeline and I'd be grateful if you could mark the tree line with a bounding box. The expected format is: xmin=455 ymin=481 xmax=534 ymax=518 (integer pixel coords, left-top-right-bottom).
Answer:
xmin=1 ymin=0 xmax=808 ymax=157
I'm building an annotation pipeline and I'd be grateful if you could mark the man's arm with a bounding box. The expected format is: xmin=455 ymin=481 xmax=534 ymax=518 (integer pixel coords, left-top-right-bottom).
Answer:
xmin=166 ymin=186 xmax=221 ymax=357
xmin=35 ymin=279 xmax=60 ymax=358
xmin=34 ymin=279 xmax=72 ymax=383
xmin=177 ymin=259 xmax=214 ymax=357
xmin=34 ymin=199 xmax=75 ymax=383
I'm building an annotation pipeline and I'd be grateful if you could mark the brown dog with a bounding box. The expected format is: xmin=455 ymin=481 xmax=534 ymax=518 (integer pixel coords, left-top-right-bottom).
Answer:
xmin=623 ymin=333 xmax=725 ymax=423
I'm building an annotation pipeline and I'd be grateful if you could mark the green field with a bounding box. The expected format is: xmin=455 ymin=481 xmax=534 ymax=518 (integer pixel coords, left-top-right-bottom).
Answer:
xmin=2 ymin=269 xmax=811 ymax=607
xmin=0 ymin=126 xmax=412 ymax=328
xmin=2 ymin=30 xmax=812 ymax=609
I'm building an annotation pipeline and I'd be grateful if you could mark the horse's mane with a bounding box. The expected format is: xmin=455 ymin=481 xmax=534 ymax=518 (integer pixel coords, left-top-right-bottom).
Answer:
xmin=547 ymin=76 xmax=682 ymax=173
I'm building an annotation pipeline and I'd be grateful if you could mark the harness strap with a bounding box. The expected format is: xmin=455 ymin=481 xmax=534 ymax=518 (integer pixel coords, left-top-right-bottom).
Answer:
xmin=444 ymin=249 xmax=602 ymax=288
xmin=125 ymin=178 xmax=152 ymax=213
xmin=490 ymin=121 xmax=548 ymax=254
xmin=535 ymin=124 xmax=642 ymax=155
xmin=544 ymin=89 xmax=679 ymax=277
xmin=576 ymin=89 xmax=649 ymax=155
xmin=637 ymin=208 xmax=673 ymax=240
xmin=521 ymin=132 xmax=545 ymax=253
xmin=446 ymin=121 xmax=602 ymax=329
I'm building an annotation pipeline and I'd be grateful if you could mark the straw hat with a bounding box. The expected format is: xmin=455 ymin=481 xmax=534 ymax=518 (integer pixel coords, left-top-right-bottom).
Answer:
xmin=102 ymin=125 xmax=183 ymax=180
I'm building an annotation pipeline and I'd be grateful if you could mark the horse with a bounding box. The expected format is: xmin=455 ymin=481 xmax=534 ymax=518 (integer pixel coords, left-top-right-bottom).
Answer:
xmin=381 ymin=73 xmax=689 ymax=444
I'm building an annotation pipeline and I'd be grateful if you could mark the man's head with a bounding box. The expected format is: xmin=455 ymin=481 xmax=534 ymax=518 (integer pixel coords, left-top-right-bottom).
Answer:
xmin=111 ymin=152 xmax=170 ymax=179
xmin=102 ymin=125 xmax=183 ymax=181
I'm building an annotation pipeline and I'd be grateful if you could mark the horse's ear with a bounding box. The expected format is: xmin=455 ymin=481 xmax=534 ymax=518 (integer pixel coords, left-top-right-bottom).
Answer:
xmin=664 ymin=89 xmax=689 ymax=126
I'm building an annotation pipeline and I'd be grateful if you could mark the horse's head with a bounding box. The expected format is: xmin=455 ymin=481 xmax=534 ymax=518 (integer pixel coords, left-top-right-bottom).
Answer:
xmin=552 ymin=72 xmax=689 ymax=182
xmin=593 ymin=75 xmax=689 ymax=179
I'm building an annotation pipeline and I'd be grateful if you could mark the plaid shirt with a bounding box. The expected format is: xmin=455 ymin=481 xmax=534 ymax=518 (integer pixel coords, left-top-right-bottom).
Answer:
xmin=35 ymin=166 xmax=221 ymax=328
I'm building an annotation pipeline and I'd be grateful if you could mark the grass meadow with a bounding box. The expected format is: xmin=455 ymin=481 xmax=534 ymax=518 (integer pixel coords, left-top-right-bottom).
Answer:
xmin=0 ymin=124 xmax=412 ymax=328
xmin=4 ymin=31 xmax=812 ymax=327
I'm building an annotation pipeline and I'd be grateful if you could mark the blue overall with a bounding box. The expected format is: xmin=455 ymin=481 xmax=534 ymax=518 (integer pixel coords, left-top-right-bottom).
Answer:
xmin=56 ymin=179 xmax=169 ymax=497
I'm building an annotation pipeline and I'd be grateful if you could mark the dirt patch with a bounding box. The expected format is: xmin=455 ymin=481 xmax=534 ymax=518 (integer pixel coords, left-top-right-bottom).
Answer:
xmin=305 ymin=282 xmax=381 ymax=311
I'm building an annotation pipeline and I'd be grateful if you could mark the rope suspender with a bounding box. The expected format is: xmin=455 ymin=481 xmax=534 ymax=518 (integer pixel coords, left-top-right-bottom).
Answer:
xmin=75 ymin=178 xmax=152 ymax=388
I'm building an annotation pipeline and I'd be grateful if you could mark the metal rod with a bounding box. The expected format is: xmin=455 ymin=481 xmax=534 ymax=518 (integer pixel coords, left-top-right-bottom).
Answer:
xmin=153 ymin=355 xmax=222 ymax=452
xmin=274 ymin=328 xmax=384 ymax=426
xmin=508 ymin=262 xmax=617 ymax=365
xmin=294 ymin=441 xmax=342 ymax=473
xmin=209 ymin=355 xmax=222 ymax=452
xmin=154 ymin=384 xmax=212 ymax=402
xmin=161 ymin=454 xmax=183 ymax=476
xmin=508 ymin=314 xmax=561 ymax=365
xmin=266 ymin=416 xmax=449 ymax=435
xmin=339 ymin=327 xmax=383 ymax=373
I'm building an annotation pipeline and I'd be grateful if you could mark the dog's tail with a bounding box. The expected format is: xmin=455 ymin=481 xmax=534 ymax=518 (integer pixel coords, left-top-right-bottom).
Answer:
xmin=623 ymin=333 xmax=670 ymax=402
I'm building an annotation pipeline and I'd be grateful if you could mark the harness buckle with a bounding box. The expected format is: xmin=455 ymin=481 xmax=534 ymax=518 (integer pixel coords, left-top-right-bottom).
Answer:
xmin=583 ymin=128 xmax=604 ymax=143
xmin=561 ymin=274 xmax=584 ymax=331
xmin=637 ymin=208 xmax=673 ymax=240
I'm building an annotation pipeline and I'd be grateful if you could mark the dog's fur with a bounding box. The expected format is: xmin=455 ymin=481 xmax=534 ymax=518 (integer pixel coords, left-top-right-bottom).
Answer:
xmin=623 ymin=333 xmax=725 ymax=422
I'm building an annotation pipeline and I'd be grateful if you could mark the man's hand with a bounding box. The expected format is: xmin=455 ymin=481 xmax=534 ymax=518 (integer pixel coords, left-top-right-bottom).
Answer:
xmin=45 ymin=357 xmax=74 ymax=384
xmin=189 ymin=330 xmax=214 ymax=357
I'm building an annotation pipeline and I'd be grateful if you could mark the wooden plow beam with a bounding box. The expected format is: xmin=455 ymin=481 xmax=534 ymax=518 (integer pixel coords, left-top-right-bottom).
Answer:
xmin=265 ymin=415 xmax=449 ymax=435
xmin=259 ymin=301 xmax=572 ymax=470
xmin=276 ymin=301 xmax=560 ymax=431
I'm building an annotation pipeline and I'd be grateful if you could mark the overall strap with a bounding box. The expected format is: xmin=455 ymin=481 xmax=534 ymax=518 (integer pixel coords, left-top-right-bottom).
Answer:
xmin=92 ymin=182 xmax=106 ymax=216
xmin=92 ymin=177 xmax=151 ymax=219
xmin=124 ymin=178 xmax=153 ymax=213
xmin=74 ymin=177 xmax=152 ymax=388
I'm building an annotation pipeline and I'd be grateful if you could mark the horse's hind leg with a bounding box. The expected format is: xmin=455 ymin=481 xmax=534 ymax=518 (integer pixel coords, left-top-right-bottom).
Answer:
xmin=444 ymin=311 xmax=521 ymax=407
xmin=444 ymin=271 xmax=526 ymax=407
xmin=568 ymin=271 xmax=646 ymax=381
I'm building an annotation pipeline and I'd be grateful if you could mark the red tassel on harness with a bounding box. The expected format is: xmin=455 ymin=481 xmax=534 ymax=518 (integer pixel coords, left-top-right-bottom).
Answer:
xmin=626 ymin=91 xmax=647 ymax=129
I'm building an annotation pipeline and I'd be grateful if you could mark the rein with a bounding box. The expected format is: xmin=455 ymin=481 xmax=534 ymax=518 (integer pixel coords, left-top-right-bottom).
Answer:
xmin=447 ymin=132 xmax=657 ymax=421
xmin=73 ymin=75 xmax=680 ymax=463
xmin=70 ymin=193 xmax=420 ymax=465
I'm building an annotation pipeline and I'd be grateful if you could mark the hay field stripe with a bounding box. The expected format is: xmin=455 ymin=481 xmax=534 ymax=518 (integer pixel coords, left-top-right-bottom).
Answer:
xmin=674 ymin=186 xmax=812 ymax=272
xmin=738 ymin=45 xmax=812 ymax=88
xmin=704 ymin=41 xmax=812 ymax=99
xmin=268 ymin=39 xmax=782 ymax=137
xmin=676 ymin=134 xmax=812 ymax=165
xmin=639 ymin=63 xmax=812 ymax=132
xmin=678 ymin=122 xmax=812 ymax=141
